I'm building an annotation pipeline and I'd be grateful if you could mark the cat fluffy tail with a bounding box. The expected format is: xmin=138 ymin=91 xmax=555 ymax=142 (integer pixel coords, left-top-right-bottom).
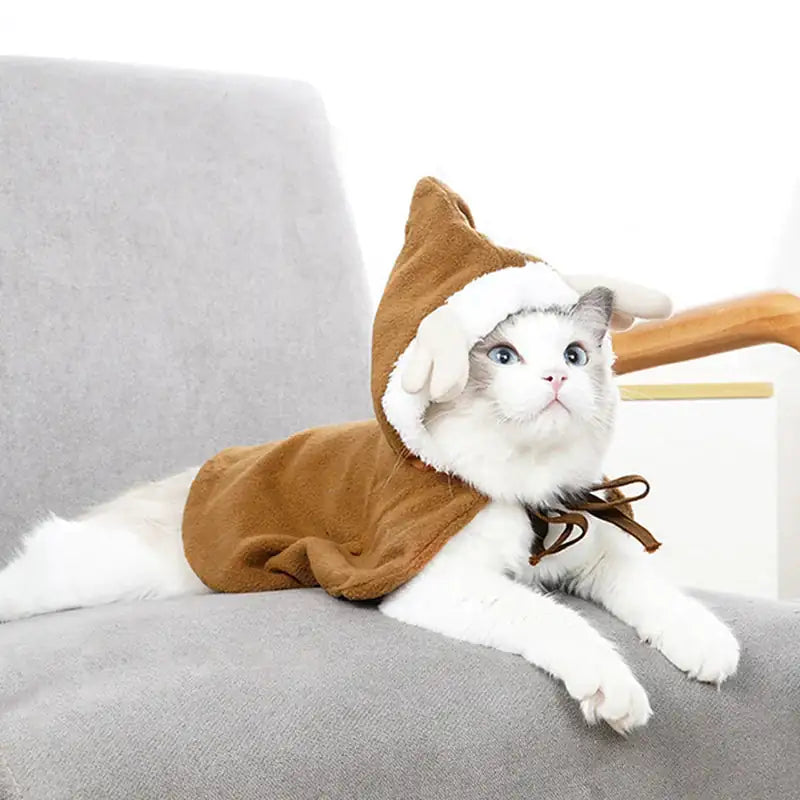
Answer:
xmin=0 ymin=468 xmax=210 ymax=623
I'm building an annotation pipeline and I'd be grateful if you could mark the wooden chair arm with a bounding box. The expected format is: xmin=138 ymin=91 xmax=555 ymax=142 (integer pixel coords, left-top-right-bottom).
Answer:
xmin=612 ymin=291 xmax=800 ymax=376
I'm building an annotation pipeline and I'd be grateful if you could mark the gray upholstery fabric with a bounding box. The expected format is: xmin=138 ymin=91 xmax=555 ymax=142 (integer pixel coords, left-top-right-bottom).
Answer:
xmin=1 ymin=589 xmax=798 ymax=799
xmin=0 ymin=57 xmax=371 ymax=563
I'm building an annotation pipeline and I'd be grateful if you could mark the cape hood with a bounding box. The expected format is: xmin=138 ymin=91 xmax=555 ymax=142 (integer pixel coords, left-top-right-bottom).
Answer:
xmin=372 ymin=177 xmax=580 ymax=466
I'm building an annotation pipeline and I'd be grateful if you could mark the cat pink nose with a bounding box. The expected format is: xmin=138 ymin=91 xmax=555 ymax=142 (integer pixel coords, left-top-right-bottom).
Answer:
xmin=543 ymin=374 xmax=568 ymax=393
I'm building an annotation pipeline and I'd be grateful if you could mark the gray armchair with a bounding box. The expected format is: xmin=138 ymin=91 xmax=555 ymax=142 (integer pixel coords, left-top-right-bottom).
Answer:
xmin=1 ymin=57 xmax=798 ymax=800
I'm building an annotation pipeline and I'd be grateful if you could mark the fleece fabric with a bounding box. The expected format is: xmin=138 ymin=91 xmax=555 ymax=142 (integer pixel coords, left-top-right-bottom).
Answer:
xmin=182 ymin=421 xmax=484 ymax=598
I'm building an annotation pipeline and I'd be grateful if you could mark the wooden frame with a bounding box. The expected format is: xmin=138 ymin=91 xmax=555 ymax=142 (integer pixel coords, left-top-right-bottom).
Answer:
xmin=612 ymin=291 xmax=800 ymax=376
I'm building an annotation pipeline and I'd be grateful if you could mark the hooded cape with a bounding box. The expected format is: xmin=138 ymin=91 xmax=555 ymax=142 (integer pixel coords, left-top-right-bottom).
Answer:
xmin=182 ymin=178 xmax=652 ymax=600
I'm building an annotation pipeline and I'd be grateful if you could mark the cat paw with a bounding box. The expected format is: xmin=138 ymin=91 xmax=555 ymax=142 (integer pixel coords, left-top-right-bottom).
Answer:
xmin=645 ymin=609 xmax=740 ymax=684
xmin=563 ymin=650 xmax=652 ymax=734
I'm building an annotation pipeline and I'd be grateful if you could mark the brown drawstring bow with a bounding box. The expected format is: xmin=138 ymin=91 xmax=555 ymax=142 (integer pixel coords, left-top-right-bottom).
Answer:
xmin=527 ymin=475 xmax=661 ymax=566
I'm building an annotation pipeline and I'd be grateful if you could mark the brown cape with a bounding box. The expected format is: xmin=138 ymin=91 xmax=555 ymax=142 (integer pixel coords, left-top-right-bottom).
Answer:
xmin=182 ymin=422 xmax=484 ymax=598
xmin=182 ymin=178 xmax=658 ymax=600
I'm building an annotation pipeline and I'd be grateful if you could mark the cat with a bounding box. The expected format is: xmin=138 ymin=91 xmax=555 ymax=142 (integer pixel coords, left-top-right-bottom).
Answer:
xmin=0 ymin=288 xmax=740 ymax=733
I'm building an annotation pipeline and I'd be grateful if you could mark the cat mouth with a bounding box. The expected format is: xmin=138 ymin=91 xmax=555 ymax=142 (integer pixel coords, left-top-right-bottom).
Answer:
xmin=503 ymin=399 xmax=570 ymax=424
xmin=543 ymin=398 xmax=568 ymax=413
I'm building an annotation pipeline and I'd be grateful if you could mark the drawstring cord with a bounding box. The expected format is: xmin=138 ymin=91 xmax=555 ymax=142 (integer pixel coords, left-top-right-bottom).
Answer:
xmin=527 ymin=475 xmax=661 ymax=566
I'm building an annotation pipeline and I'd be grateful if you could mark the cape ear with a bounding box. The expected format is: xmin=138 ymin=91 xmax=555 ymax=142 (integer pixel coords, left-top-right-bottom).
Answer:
xmin=403 ymin=177 xmax=476 ymax=243
xmin=400 ymin=306 xmax=471 ymax=403
xmin=563 ymin=274 xmax=672 ymax=331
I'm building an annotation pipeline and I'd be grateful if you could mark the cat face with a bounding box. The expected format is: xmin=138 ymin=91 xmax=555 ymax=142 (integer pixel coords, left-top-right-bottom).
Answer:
xmin=422 ymin=288 xmax=618 ymax=501
xmin=467 ymin=288 xmax=616 ymax=445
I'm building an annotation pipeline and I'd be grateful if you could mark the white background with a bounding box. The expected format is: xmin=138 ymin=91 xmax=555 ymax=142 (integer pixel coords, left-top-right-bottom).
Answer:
xmin=3 ymin=1 xmax=800 ymax=596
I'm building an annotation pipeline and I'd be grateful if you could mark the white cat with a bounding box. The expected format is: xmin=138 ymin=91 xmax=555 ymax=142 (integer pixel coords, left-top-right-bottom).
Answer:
xmin=0 ymin=288 xmax=739 ymax=734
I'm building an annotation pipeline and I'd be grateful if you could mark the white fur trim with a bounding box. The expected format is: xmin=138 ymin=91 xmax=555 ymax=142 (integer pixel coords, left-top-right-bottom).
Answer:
xmin=444 ymin=262 xmax=579 ymax=343
xmin=382 ymin=263 xmax=580 ymax=466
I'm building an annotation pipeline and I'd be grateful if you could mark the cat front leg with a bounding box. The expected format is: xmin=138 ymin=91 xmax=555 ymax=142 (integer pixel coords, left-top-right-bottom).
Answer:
xmin=572 ymin=549 xmax=740 ymax=684
xmin=379 ymin=560 xmax=652 ymax=734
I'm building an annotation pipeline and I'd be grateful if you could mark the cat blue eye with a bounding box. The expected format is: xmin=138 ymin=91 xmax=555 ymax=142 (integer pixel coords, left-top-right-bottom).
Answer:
xmin=564 ymin=343 xmax=589 ymax=366
xmin=487 ymin=345 xmax=520 ymax=365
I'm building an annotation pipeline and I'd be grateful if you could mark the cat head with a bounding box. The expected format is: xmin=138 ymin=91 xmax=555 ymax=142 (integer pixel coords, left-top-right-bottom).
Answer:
xmin=420 ymin=288 xmax=618 ymax=502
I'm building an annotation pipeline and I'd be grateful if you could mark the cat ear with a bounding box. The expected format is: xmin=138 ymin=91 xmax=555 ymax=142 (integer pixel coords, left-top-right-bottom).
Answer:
xmin=572 ymin=287 xmax=615 ymax=341
xmin=563 ymin=274 xmax=672 ymax=331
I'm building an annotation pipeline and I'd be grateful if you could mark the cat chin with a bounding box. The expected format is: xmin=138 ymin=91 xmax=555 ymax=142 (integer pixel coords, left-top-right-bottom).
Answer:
xmin=494 ymin=403 xmax=591 ymax=445
xmin=507 ymin=421 xmax=590 ymax=457
xmin=503 ymin=400 xmax=571 ymax=425
xmin=522 ymin=413 xmax=575 ymax=445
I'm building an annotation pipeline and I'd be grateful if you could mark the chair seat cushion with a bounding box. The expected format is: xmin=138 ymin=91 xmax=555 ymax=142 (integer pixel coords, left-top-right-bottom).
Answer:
xmin=1 ymin=588 xmax=798 ymax=799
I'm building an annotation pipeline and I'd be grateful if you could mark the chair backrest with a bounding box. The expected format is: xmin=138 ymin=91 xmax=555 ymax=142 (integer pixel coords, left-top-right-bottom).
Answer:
xmin=0 ymin=58 xmax=372 ymax=561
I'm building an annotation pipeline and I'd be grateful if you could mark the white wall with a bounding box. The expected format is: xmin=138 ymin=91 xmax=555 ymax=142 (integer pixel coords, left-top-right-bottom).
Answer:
xmin=3 ymin=2 xmax=799 ymax=314
xmin=608 ymin=397 xmax=780 ymax=598
xmin=3 ymin=0 xmax=800 ymax=595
